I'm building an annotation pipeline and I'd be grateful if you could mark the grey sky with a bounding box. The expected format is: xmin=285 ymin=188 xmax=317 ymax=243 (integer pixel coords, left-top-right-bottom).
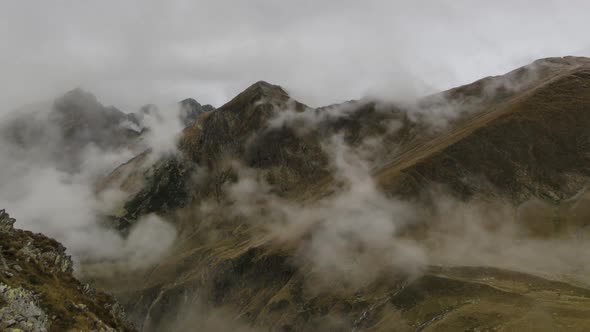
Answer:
xmin=1 ymin=0 xmax=589 ymax=112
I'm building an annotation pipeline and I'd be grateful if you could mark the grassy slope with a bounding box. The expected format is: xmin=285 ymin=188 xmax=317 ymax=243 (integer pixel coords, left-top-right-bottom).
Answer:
xmin=376 ymin=58 xmax=590 ymax=201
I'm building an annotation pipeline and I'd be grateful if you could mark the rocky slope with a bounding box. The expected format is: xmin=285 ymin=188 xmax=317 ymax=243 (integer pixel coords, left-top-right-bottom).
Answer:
xmin=0 ymin=209 xmax=135 ymax=332
xmin=89 ymin=57 xmax=590 ymax=331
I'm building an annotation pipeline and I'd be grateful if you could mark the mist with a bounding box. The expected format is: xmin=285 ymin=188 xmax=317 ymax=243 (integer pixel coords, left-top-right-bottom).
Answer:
xmin=220 ymin=143 xmax=590 ymax=292
xmin=0 ymin=95 xmax=185 ymax=274
xmin=211 ymin=78 xmax=590 ymax=291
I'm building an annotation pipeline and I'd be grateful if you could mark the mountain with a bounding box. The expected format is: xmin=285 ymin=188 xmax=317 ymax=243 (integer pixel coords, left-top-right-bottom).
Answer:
xmin=91 ymin=57 xmax=590 ymax=331
xmin=376 ymin=56 xmax=590 ymax=201
xmin=0 ymin=88 xmax=213 ymax=174
xmin=50 ymin=88 xmax=140 ymax=150
xmin=100 ymin=81 xmax=326 ymax=226
xmin=0 ymin=209 xmax=135 ymax=331
xmin=0 ymin=88 xmax=142 ymax=173
xmin=179 ymin=98 xmax=215 ymax=127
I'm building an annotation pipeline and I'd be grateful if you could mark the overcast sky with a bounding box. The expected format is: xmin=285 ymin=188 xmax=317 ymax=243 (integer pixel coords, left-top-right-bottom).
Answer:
xmin=1 ymin=0 xmax=590 ymax=112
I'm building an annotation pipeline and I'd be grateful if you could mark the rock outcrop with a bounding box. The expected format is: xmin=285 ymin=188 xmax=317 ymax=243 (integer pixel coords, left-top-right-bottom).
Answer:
xmin=0 ymin=209 xmax=136 ymax=332
xmin=179 ymin=98 xmax=215 ymax=127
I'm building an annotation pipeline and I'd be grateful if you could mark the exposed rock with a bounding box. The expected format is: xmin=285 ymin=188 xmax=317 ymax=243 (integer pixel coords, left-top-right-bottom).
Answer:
xmin=0 ymin=209 xmax=16 ymax=232
xmin=0 ymin=209 xmax=136 ymax=332
xmin=0 ymin=283 xmax=49 ymax=331
xmin=179 ymin=98 xmax=215 ymax=126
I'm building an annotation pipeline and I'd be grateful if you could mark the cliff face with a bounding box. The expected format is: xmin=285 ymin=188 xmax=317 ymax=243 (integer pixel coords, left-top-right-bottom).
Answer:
xmin=89 ymin=57 xmax=590 ymax=331
xmin=0 ymin=209 xmax=136 ymax=332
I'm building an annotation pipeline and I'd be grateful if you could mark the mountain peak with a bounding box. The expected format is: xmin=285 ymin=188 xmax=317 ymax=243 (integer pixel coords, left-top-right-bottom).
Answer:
xmin=180 ymin=98 xmax=202 ymax=108
xmin=240 ymin=80 xmax=289 ymax=101
xmin=179 ymin=98 xmax=215 ymax=126
xmin=250 ymin=80 xmax=286 ymax=90
xmin=220 ymin=81 xmax=290 ymax=112
xmin=54 ymin=88 xmax=101 ymax=111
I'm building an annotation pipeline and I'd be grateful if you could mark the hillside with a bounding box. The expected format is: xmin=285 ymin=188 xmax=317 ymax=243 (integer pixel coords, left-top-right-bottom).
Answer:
xmin=376 ymin=56 xmax=590 ymax=201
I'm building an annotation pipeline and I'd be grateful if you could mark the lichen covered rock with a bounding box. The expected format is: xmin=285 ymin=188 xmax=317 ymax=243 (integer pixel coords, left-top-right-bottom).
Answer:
xmin=0 ymin=283 xmax=49 ymax=331
xmin=0 ymin=209 xmax=16 ymax=232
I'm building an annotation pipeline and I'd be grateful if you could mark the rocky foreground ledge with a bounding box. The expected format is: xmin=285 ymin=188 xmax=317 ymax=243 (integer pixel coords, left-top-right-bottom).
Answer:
xmin=0 ymin=209 xmax=135 ymax=332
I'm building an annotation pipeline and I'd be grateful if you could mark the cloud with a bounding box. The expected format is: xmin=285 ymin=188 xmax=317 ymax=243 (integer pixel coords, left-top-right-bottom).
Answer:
xmin=217 ymin=94 xmax=590 ymax=290
xmin=0 ymin=97 xmax=182 ymax=275
xmin=422 ymin=193 xmax=590 ymax=283
xmin=0 ymin=136 xmax=177 ymax=273
xmin=139 ymin=103 xmax=185 ymax=157
xmin=222 ymin=136 xmax=426 ymax=288
xmin=1 ymin=0 xmax=590 ymax=112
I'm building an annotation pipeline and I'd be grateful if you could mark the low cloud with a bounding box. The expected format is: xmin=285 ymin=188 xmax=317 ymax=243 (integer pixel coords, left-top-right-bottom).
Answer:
xmin=0 ymin=141 xmax=177 ymax=273
xmin=423 ymin=193 xmax=590 ymax=283
xmin=222 ymin=136 xmax=427 ymax=288
xmin=218 ymin=102 xmax=590 ymax=290
xmin=137 ymin=103 xmax=185 ymax=157
xmin=0 ymin=95 xmax=184 ymax=275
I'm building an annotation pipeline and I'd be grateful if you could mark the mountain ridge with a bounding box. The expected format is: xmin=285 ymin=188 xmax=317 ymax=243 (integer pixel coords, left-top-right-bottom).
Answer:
xmin=87 ymin=56 xmax=590 ymax=331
